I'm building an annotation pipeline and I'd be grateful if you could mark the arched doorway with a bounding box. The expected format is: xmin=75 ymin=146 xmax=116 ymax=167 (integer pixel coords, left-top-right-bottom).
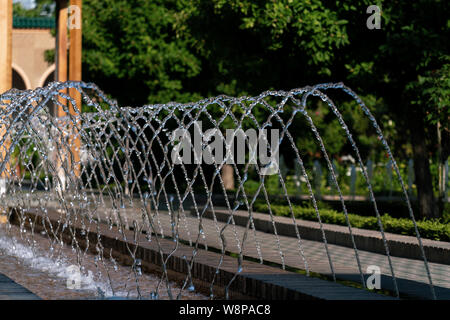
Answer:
xmin=12 ymin=69 xmax=26 ymax=90
xmin=38 ymin=65 xmax=55 ymax=88
xmin=12 ymin=64 xmax=31 ymax=90
xmin=42 ymin=71 xmax=55 ymax=87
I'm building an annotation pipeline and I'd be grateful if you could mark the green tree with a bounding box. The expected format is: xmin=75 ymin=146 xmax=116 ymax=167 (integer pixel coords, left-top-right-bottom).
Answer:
xmin=82 ymin=0 xmax=203 ymax=106
xmin=15 ymin=0 xmax=448 ymax=217
xmin=81 ymin=0 xmax=450 ymax=217
xmin=349 ymin=1 xmax=450 ymax=218
xmin=13 ymin=0 xmax=54 ymax=17
xmin=175 ymin=0 xmax=351 ymax=95
xmin=407 ymin=57 xmax=450 ymax=216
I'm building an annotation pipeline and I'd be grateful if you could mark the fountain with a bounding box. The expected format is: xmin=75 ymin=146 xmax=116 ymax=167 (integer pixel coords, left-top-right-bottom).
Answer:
xmin=0 ymin=81 xmax=438 ymax=300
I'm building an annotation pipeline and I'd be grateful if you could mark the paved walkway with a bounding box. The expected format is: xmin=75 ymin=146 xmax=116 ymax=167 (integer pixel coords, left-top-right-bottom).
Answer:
xmin=98 ymin=206 xmax=450 ymax=300
xmin=4 ymin=191 xmax=449 ymax=299
xmin=0 ymin=273 xmax=40 ymax=300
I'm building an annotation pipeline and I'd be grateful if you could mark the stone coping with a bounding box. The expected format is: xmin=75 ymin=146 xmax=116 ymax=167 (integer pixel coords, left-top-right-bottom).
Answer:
xmin=7 ymin=207 xmax=393 ymax=300
xmin=192 ymin=208 xmax=450 ymax=265
xmin=0 ymin=273 xmax=41 ymax=300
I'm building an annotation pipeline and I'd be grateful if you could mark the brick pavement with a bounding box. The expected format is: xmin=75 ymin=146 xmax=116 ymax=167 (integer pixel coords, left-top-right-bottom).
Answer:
xmin=98 ymin=206 xmax=450 ymax=299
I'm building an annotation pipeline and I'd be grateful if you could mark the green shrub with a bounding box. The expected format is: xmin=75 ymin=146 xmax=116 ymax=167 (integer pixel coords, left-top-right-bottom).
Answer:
xmin=253 ymin=203 xmax=450 ymax=242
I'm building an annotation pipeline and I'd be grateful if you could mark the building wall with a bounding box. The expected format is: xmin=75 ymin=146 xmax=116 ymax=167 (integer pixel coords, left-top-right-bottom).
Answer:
xmin=12 ymin=28 xmax=55 ymax=89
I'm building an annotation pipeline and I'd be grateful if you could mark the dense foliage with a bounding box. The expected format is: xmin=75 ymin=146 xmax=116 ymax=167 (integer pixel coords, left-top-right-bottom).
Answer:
xmin=13 ymin=0 xmax=449 ymax=218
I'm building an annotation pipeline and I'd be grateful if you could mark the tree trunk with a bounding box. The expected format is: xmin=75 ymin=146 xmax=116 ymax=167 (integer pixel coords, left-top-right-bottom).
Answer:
xmin=221 ymin=164 xmax=235 ymax=191
xmin=437 ymin=120 xmax=444 ymax=217
xmin=410 ymin=116 xmax=437 ymax=219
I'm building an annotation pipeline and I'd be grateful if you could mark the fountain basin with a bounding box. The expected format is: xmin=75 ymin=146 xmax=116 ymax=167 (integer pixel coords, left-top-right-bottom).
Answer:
xmin=7 ymin=207 xmax=393 ymax=300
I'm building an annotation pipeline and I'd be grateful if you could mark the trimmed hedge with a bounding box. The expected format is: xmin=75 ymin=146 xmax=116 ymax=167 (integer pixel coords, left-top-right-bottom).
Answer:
xmin=253 ymin=203 xmax=450 ymax=242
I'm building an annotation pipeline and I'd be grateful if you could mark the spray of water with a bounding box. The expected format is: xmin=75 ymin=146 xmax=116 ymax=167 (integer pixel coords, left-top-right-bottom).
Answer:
xmin=0 ymin=81 xmax=435 ymax=299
